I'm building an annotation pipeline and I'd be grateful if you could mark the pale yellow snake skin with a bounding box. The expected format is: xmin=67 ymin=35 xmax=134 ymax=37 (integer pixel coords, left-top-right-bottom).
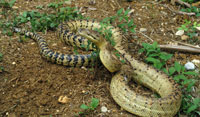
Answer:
xmin=14 ymin=20 xmax=182 ymax=117
xmin=74 ymin=20 xmax=182 ymax=117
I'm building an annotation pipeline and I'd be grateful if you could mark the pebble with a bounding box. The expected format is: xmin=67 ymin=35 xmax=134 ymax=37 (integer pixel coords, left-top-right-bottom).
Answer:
xmin=192 ymin=59 xmax=200 ymax=67
xmin=139 ymin=28 xmax=147 ymax=32
xmin=196 ymin=27 xmax=200 ymax=31
xmin=58 ymin=96 xmax=70 ymax=104
xmin=101 ymin=106 xmax=108 ymax=113
xmin=175 ymin=30 xmax=184 ymax=36
xmin=12 ymin=62 xmax=16 ymax=65
xmin=161 ymin=11 xmax=167 ymax=16
xmin=184 ymin=62 xmax=195 ymax=70
xmin=88 ymin=7 xmax=97 ymax=11
xmin=65 ymin=0 xmax=71 ymax=5
xmin=52 ymin=43 xmax=57 ymax=46
xmin=12 ymin=6 xmax=19 ymax=9
xmin=192 ymin=59 xmax=200 ymax=64
xmin=181 ymin=35 xmax=189 ymax=40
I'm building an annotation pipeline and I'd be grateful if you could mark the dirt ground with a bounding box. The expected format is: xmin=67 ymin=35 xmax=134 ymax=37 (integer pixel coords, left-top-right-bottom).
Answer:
xmin=0 ymin=0 xmax=199 ymax=117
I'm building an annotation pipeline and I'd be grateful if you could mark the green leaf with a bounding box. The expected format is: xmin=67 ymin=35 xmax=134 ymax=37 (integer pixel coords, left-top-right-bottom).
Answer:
xmin=148 ymin=53 xmax=159 ymax=57
xmin=0 ymin=66 xmax=4 ymax=71
xmin=145 ymin=57 xmax=158 ymax=63
xmin=22 ymin=11 xmax=28 ymax=17
xmin=9 ymin=0 xmax=16 ymax=7
xmin=173 ymin=74 xmax=186 ymax=82
xmin=0 ymin=53 xmax=3 ymax=58
xmin=183 ymin=71 xmax=198 ymax=76
xmin=169 ymin=67 xmax=175 ymax=76
xmin=118 ymin=17 xmax=124 ymax=22
xmin=127 ymin=19 xmax=133 ymax=28
xmin=152 ymin=42 xmax=158 ymax=49
xmin=117 ymin=8 xmax=123 ymax=16
xmin=90 ymin=98 xmax=99 ymax=109
xmin=130 ymin=28 xmax=135 ymax=33
xmin=174 ymin=62 xmax=181 ymax=73
xmin=80 ymin=104 xmax=89 ymax=110
xmin=124 ymin=9 xmax=130 ymax=16
xmin=185 ymin=79 xmax=195 ymax=92
xmin=187 ymin=105 xmax=198 ymax=114
xmin=162 ymin=68 xmax=169 ymax=75
xmin=159 ymin=52 xmax=172 ymax=61
xmin=138 ymin=48 xmax=145 ymax=53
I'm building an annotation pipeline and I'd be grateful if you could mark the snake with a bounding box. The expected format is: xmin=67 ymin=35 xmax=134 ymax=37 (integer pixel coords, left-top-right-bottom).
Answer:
xmin=13 ymin=20 xmax=182 ymax=117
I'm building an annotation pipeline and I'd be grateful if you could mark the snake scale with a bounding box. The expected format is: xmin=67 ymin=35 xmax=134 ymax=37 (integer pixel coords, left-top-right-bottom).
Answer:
xmin=13 ymin=20 xmax=182 ymax=117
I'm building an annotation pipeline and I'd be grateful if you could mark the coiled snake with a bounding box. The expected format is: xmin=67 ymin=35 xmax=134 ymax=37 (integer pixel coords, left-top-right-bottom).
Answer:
xmin=14 ymin=20 xmax=182 ymax=117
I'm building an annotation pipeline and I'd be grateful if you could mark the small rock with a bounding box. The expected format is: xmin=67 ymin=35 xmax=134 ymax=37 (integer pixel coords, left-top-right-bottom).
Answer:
xmin=161 ymin=11 xmax=167 ymax=16
xmin=65 ymin=0 xmax=71 ymax=5
xmin=192 ymin=59 xmax=200 ymax=67
xmin=184 ymin=62 xmax=195 ymax=70
xmin=12 ymin=6 xmax=18 ymax=9
xmin=192 ymin=59 xmax=200 ymax=64
xmin=196 ymin=27 xmax=200 ymax=31
xmin=52 ymin=43 xmax=57 ymax=46
xmin=58 ymin=96 xmax=70 ymax=104
xmin=139 ymin=28 xmax=147 ymax=32
xmin=181 ymin=35 xmax=189 ymax=40
xmin=175 ymin=30 xmax=184 ymax=36
xmin=101 ymin=106 xmax=108 ymax=113
xmin=12 ymin=62 xmax=16 ymax=65
xmin=88 ymin=7 xmax=97 ymax=11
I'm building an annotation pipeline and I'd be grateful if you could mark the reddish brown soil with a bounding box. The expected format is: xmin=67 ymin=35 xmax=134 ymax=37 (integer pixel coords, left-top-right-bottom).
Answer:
xmin=0 ymin=0 xmax=199 ymax=117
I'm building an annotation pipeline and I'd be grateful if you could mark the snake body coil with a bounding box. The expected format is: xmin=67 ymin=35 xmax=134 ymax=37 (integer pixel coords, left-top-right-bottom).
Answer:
xmin=14 ymin=20 xmax=182 ymax=117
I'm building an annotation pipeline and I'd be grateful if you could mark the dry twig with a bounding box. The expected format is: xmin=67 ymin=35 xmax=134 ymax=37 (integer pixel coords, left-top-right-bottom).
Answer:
xmin=163 ymin=4 xmax=196 ymax=16
xmin=136 ymin=30 xmax=154 ymax=42
xmin=159 ymin=45 xmax=200 ymax=53
xmin=171 ymin=0 xmax=191 ymax=8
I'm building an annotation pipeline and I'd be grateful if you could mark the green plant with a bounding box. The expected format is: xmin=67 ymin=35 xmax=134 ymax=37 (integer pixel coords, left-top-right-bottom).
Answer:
xmin=0 ymin=0 xmax=83 ymax=36
xmin=0 ymin=0 xmax=16 ymax=8
xmin=181 ymin=6 xmax=200 ymax=17
xmin=139 ymin=42 xmax=173 ymax=70
xmin=79 ymin=98 xmax=99 ymax=116
xmin=93 ymin=8 xmax=136 ymax=63
xmin=13 ymin=7 xmax=82 ymax=32
xmin=178 ymin=20 xmax=200 ymax=44
xmin=139 ymin=42 xmax=200 ymax=116
xmin=100 ymin=8 xmax=136 ymax=34
xmin=178 ymin=20 xmax=191 ymax=31
xmin=181 ymin=0 xmax=195 ymax=4
xmin=167 ymin=62 xmax=199 ymax=116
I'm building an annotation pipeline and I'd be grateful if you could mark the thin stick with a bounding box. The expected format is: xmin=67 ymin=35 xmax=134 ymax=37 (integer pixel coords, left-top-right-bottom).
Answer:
xmin=172 ymin=40 xmax=200 ymax=49
xmin=159 ymin=45 xmax=200 ymax=53
xmin=172 ymin=0 xmax=191 ymax=8
xmin=164 ymin=4 xmax=196 ymax=16
xmin=136 ymin=30 xmax=154 ymax=42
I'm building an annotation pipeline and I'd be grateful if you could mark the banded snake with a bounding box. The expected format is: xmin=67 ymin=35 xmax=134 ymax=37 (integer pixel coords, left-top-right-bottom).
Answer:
xmin=13 ymin=20 xmax=182 ymax=117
